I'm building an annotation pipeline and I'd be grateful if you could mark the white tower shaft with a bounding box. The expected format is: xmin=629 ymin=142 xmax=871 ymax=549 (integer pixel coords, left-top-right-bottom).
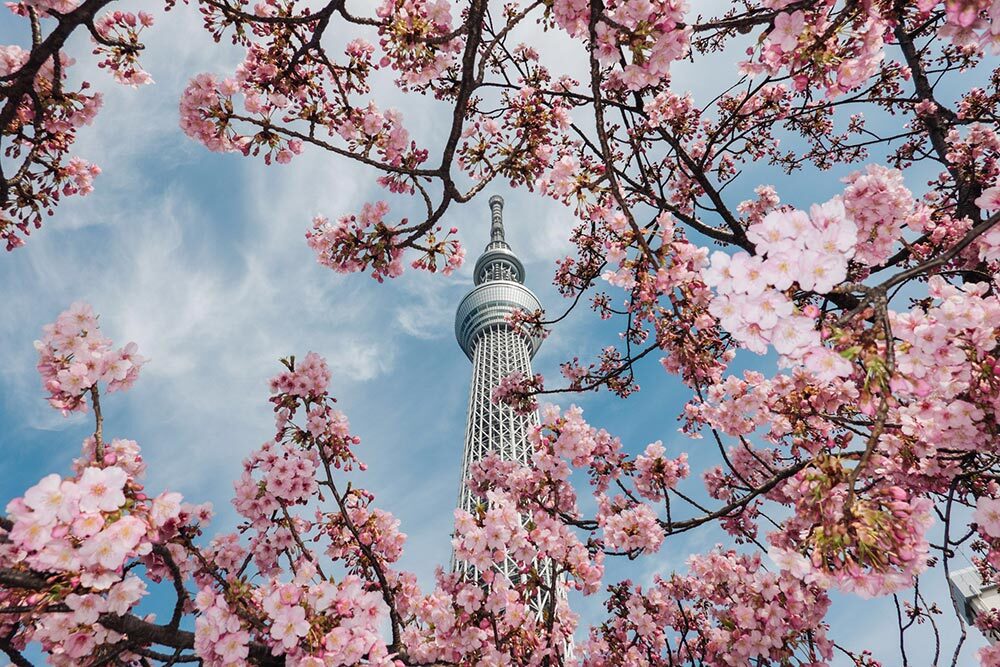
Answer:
xmin=457 ymin=325 xmax=539 ymax=515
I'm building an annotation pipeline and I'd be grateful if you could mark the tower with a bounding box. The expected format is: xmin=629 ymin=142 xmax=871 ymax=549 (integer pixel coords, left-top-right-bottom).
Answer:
xmin=452 ymin=194 xmax=545 ymax=585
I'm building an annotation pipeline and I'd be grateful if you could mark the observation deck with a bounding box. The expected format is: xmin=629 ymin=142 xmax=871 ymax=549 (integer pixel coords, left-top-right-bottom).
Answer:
xmin=454 ymin=195 xmax=543 ymax=360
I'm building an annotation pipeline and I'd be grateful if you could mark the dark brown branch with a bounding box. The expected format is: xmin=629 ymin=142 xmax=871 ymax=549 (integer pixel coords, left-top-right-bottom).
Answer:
xmin=0 ymin=0 xmax=115 ymax=140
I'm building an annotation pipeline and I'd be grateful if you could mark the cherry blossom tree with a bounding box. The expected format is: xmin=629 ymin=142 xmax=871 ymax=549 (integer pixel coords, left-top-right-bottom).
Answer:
xmin=0 ymin=0 xmax=155 ymax=250
xmin=3 ymin=0 xmax=1000 ymax=665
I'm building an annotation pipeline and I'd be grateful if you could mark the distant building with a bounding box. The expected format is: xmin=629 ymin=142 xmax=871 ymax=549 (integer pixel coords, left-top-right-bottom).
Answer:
xmin=949 ymin=566 xmax=1000 ymax=643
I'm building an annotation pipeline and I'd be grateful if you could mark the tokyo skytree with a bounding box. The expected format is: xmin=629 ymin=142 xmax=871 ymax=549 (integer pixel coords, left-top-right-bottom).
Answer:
xmin=452 ymin=194 xmax=548 ymax=595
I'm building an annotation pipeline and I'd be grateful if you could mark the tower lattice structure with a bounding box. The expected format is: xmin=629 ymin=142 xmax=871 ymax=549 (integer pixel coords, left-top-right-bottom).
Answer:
xmin=452 ymin=195 xmax=552 ymax=607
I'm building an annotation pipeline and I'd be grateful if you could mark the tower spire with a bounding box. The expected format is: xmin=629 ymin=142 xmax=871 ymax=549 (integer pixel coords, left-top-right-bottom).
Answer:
xmin=489 ymin=194 xmax=506 ymax=244
xmin=469 ymin=195 xmax=526 ymax=289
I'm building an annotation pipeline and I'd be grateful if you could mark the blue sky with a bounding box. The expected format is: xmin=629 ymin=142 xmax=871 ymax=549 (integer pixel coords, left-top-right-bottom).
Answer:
xmin=0 ymin=4 xmax=987 ymax=664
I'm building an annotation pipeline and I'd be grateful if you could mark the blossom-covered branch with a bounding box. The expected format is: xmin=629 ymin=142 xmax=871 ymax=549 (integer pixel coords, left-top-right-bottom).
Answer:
xmin=1 ymin=0 xmax=154 ymax=250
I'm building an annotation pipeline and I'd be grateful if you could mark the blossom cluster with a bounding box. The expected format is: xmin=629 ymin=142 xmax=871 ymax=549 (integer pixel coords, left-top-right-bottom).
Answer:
xmin=930 ymin=0 xmax=1000 ymax=50
xmin=451 ymin=490 xmax=534 ymax=572
xmin=58 ymin=158 xmax=102 ymax=199
xmin=687 ymin=366 xmax=948 ymax=597
xmin=0 ymin=41 xmax=103 ymax=250
xmin=769 ymin=460 xmax=935 ymax=598
xmin=969 ymin=494 xmax=1000 ymax=598
xmin=1 ymin=423 xmax=206 ymax=661
xmin=750 ymin=3 xmax=891 ymax=98
xmin=983 ymin=644 xmax=1000 ymax=667
xmin=8 ymin=467 xmax=151 ymax=587
xmin=233 ymin=441 xmax=319 ymax=565
xmin=408 ymin=225 xmax=465 ymax=276
xmin=884 ymin=276 xmax=1000 ymax=489
xmin=306 ymin=203 xmax=405 ymax=281
xmin=177 ymin=73 xmax=245 ymax=153
xmin=175 ymin=7 xmax=481 ymax=281
xmin=976 ymin=496 xmax=1000 ymax=541
xmin=893 ymin=277 xmax=999 ymax=405
xmin=195 ymin=568 xmax=393 ymax=666
xmin=687 ymin=267 xmax=999 ymax=597
xmin=465 ymin=405 xmax=612 ymax=595
xmin=270 ymin=352 xmax=362 ymax=470
xmin=235 ymin=354 xmax=396 ymax=585
xmin=4 ymin=304 xmax=416 ymax=664
xmin=194 ymin=588 xmax=251 ymax=666
xmin=491 ymin=370 xmax=544 ymax=414
xmin=704 ymin=200 xmax=855 ymax=379
xmin=376 ymin=0 xmax=462 ymax=88
xmin=585 ymin=550 xmax=833 ymax=665
xmin=550 ymin=0 xmax=691 ymax=91
xmin=461 ymin=61 xmax=574 ymax=190
xmin=633 ymin=441 xmax=689 ymax=501
xmin=34 ymin=302 xmax=144 ymax=414
xmin=597 ymin=495 xmax=664 ymax=554
xmin=576 ymin=209 xmax=730 ymax=391
xmin=216 ymin=344 xmax=413 ymax=664
xmin=975 ymin=183 xmax=1000 ymax=263
xmin=2 ymin=2 xmax=156 ymax=249
xmin=323 ymin=490 xmax=407 ymax=568
xmin=841 ymin=164 xmax=915 ymax=266
xmin=92 ymin=11 xmax=156 ymax=87
xmin=269 ymin=351 xmax=332 ymax=400
xmin=402 ymin=566 xmax=576 ymax=665
xmin=687 ymin=369 xmax=860 ymax=443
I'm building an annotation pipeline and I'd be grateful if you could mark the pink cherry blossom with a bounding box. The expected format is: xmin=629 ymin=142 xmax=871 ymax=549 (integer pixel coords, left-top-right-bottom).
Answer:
xmin=976 ymin=497 xmax=1000 ymax=538
xmin=77 ymin=466 xmax=128 ymax=513
xmin=770 ymin=11 xmax=806 ymax=52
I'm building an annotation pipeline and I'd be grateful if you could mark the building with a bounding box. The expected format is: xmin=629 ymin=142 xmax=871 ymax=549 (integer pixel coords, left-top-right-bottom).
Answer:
xmin=949 ymin=566 xmax=1000 ymax=643
xmin=452 ymin=194 xmax=553 ymax=609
